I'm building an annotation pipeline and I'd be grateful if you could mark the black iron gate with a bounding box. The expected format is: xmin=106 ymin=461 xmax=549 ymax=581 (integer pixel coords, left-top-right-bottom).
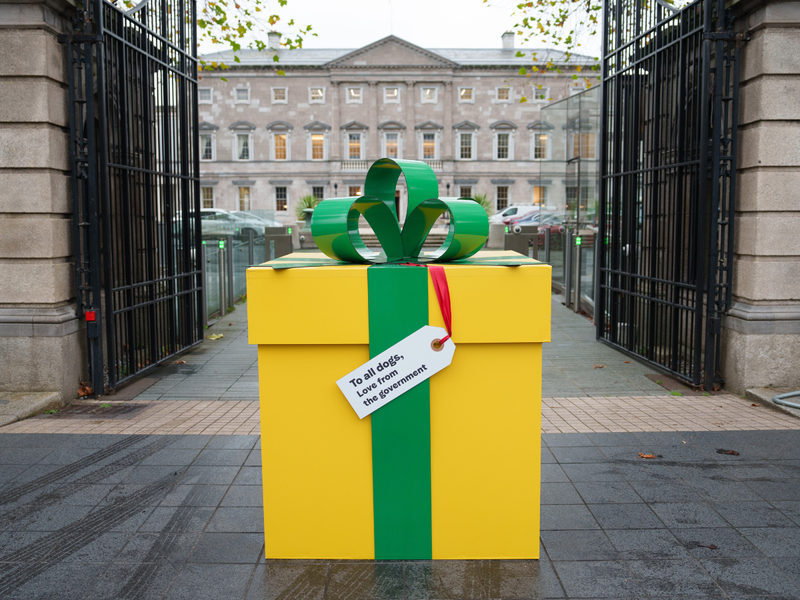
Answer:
xmin=597 ymin=0 xmax=743 ymax=390
xmin=62 ymin=0 xmax=202 ymax=394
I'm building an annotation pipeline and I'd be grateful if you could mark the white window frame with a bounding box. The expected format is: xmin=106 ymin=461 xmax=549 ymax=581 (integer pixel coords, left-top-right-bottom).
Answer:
xmin=237 ymin=186 xmax=251 ymax=211
xmin=383 ymin=87 xmax=400 ymax=104
xmin=456 ymin=131 xmax=476 ymax=161
xmin=198 ymin=87 xmax=213 ymax=104
xmin=493 ymin=131 xmax=514 ymax=161
xmin=495 ymin=86 xmax=512 ymax=103
xmin=458 ymin=87 xmax=475 ymax=104
xmin=199 ymin=133 xmax=216 ymax=161
xmin=234 ymin=132 xmax=253 ymax=161
xmin=201 ymin=186 xmax=215 ymax=208
xmin=420 ymin=86 xmax=438 ymax=104
xmin=531 ymin=132 xmax=550 ymax=160
xmin=568 ymin=131 xmax=598 ymax=160
xmin=495 ymin=185 xmax=510 ymax=211
xmin=533 ymin=86 xmax=550 ymax=103
xmin=234 ymin=87 xmax=250 ymax=104
xmin=459 ymin=185 xmax=473 ymax=199
xmin=311 ymin=185 xmax=325 ymax=201
xmin=271 ymin=132 xmax=291 ymax=161
xmin=383 ymin=131 xmax=402 ymax=159
xmin=346 ymin=86 xmax=363 ymax=104
xmin=308 ymin=87 xmax=326 ymax=104
xmin=274 ymin=186 xmax=288 ymax=212
xmin=271 ymin=87 xmax=288 ymax=104
xmin=419 ymin=131 xmax=440 ymax=160
xmin=346 ymin=131 xmax=364 ymax=160
xmin=307 ymin=131 xmax=327 ymax=161
xmin=533 ymin=185 xmax=547 ymax=206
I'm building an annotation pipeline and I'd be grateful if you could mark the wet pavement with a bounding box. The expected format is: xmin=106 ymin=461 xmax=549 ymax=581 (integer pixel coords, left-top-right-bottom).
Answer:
xmin=1 ymin=430 xmax=800 ymax=599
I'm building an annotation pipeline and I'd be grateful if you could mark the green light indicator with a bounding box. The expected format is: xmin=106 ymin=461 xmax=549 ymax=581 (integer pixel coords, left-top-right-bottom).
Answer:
xmin=219 ymin=240 xmax=225 ymax=249
xmin=504 ymin=226 xmax=509 ymax=234
xmin=202 ymin=241 xmax=206 ymax=245
xmin=287 ymin=227 xmax=292 ymax=234
xmin=575 ymin=236 xmax=582 ymax=246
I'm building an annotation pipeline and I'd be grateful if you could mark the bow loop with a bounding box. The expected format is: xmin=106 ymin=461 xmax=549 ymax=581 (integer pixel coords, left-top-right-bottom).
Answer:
xmin=311 ymin=159 xmax=489 ymax=264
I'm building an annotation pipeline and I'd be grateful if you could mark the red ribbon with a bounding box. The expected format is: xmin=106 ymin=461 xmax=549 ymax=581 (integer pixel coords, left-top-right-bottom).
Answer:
xmin=399 ymin=263 xmax=452 ymax=345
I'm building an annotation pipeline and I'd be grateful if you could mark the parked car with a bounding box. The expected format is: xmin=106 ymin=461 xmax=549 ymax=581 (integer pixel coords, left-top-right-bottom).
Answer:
xmin=489 ymin=205 xmax=537 ymax=224
xmin=231 ymin=211 xmax=285 ymax=229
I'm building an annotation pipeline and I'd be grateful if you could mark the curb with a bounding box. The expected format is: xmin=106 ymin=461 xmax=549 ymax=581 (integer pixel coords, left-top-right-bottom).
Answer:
xmin=0 ymin=392 xmax=63 ymax=427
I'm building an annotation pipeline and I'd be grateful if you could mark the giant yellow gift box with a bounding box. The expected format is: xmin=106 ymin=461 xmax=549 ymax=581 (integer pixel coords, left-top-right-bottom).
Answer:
xmin=247 ymin=250 xmax=551 ymax=559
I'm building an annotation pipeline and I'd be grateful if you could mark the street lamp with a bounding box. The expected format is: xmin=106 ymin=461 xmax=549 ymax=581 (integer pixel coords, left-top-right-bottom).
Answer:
xmin=334 ymin=182 xmax=338 ymax=197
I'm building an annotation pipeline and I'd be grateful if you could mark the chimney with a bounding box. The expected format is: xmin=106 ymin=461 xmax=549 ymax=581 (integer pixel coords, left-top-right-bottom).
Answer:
xmin=502 ymin=31 xmax=515 ymax=49
xmin=268 ymin=31 xmax=282 ymax=50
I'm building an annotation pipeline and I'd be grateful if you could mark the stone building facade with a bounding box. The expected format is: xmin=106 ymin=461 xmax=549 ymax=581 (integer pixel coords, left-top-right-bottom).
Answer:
xmin=198 ymin=33 xmax=596 ymax=222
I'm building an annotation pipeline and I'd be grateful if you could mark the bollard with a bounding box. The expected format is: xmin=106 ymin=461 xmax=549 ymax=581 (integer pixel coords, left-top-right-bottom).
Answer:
xmin=574 ymin=234 xmax=582 ymax=314
xmin=543 ymin=229 xmax=551 ymax=264
xmin=564 ymin=230 xmax=573 ymax=308
xmin=226 ymin=235 xmax=235 ymax=308
xmin=248 ymin=230 xmax=255 ymax=266
xmin=269 ymin=239 xmax=275 ymax=261
xmin=200 ymin=242 xmax=208 ymax=325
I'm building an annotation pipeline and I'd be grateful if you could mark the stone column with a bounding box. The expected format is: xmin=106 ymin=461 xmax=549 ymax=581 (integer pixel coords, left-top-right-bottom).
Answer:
xmin=0 ymin=0 xmax=84 ymax=403
xmin=367 ymin=81 xmax=379 ymax=160
xmin=330 ymin=81 xmax=341 ymax=161
xmin=442 ymin=81 xmax=453 ymax=160
xmin=720 ymin=0 xmax=800 ymax=393
xmin=405 ymin=80 xmax=416 ymax=159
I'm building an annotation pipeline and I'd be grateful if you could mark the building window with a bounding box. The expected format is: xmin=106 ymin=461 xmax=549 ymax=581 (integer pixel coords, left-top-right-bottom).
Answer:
xmin=458 ymin=87 xmax=474 ymax=103
xmin=309 ymin=87 xmax=325 ymax=103
xmin=570 ymin=84 xmax=587 ymax=96
xmin=348 ymin=186 xmax=362 ymax=196
xmin=310 ymin=133 xmax=325 ymax=160
xmin=496 ymin=186 xmax=509 ymax=210
xmin=200 ymin=134 xmax=214 ymax=161
xmin=572 ymin=132 xmax=597 ymax=159
xmin=533 ymin=133 xmax=548 ymax=160
xmin=272 ymin=87 xmax=288 ymax=103
xmin=384 ymin=87 xmax=399 ymax=103
xmin=235 ymin=88 xmax=250 ymax=103
xmin=533 ymin=186 xmax=547 ymax=205
xmin=274 ymin=133 xmax=287 ymax=161
xmin=275 ymin=187 xmax=287 ymax=212
xmin=312 ymin=186 xmax=325 ymax=200
xmin=347 ymin=87 xmax=362 ymax=103
xmin=421 ymin=87 xmax=437 ymax=103
xmin=236 ymin=133 xmax=251 ymax=161
xmin=534 ymin=87 xmax=550 ymax=102
xmin=198 ymin=88 xmax=212 ymax=104
xmin=384 ymin=132 xmax=399 ymax=158
xmin=422 ymin=133 xmax=436 ymax=159
xmin=238 ymin=186 xmax=251 ymax=211
xmin=496 ymin=87 xmax=511 ymax=102
xmin=201 ymin=186 xmax=214 ymax=208
xmin=348 ymin=133 xmax=362 ymax=159
xmin=459 ymin=185 xmax=472 ymax=198
xmin=459 ymin=132 xmax=474 ymax=160
xmin=496 ymin=133 xmax=510 ymax=160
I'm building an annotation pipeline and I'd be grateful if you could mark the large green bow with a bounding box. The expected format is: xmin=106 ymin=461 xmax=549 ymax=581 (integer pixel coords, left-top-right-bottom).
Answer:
xmin=311 ymin=159 xmax=489 ymax=263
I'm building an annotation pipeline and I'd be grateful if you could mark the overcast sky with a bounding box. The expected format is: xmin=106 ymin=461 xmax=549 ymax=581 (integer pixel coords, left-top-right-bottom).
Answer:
xmin=199 ymin=0 xmax=602 ymax=58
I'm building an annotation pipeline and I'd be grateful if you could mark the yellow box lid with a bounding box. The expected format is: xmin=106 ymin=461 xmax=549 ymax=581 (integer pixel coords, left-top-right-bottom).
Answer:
xmin=247 ymin=251 xmax=551 ymax=345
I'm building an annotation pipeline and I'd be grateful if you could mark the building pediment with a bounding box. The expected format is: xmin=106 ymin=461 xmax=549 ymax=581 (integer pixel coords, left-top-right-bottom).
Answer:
xmin=527 ymin=120 xmax=554 ymax=130
xmin=415 ymin=121 xmax=443 ymax=130
xmin=341 ymin=121 xmax=369 ymax=130
xmin=490 ymin=120 xmax=517 ymax=130
xmin=378 ymin=121 xmax=406 ymax=130
xmin=199 ymin=121 xmax=219 ymax=131
xmin=303 ymin=121 xmax=332 ymax=131
xmin=452 ymin=121 xmax=480 ymax=131
xmin=266 ymin=120 xmax=294 ymax=131
xmin=325 ymin=35 xmax=458 ymax=69
xmin=229 ymin=121 xmax=256 ymax=130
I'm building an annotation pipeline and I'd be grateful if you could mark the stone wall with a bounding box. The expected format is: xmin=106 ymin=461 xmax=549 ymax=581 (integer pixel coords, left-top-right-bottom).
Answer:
xmin=0 ymin=0 xmax=85 ymax=399
xmin=721 ymin=0 xmax=800 ymax=392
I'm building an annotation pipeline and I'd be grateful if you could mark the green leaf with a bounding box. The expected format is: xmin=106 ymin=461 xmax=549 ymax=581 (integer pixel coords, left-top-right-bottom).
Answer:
xmin=518 ymin=67 xmax=527 ymax=75
xmin=515 ymin=50 xmax=524 ymax=57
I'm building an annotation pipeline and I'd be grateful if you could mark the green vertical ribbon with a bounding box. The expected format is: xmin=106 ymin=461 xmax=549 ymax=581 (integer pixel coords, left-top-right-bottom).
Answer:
xmin=368 ymin=264 xmax=432 ymax=560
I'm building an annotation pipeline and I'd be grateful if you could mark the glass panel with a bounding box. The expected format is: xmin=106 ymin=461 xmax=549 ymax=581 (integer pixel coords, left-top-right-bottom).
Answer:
xmin=235 ymin=88 xmax=249 ymax=101
xmin=385 ymin=133 xmax=398 ymax=158
xmin=348 ymin=87 xmax=361 ymax=101
xmin=199 ymin=88 xmax=212 ymax=102
xmin=534 ymin=133 xmax=547 ymax=159
xmin=460 ymin=133 xmax=472 ymax=159
xmin=423 ymin=133 xmax=436 ymax=159
xmin=533 ymin=186 xmax=547 ymax=205
xmin=273 ymin=88 xmax=286 ymax=101
xmin=238 ymin=187 xmax=251 ymax=211
xmin=496 ymin=186 xmax=508 ymax=210
xmin=310 ymin=88 xmax=324 ymax=101
xmin=497 ymin=87 xmax=510 ymax=101
xmin=311 ymin=133 xmax=324 ymax=159
xmin=312 ymin=186 xmax=324 ymax=200
xmin=237 ymin=134 xmax=249 ymax=160
xmin=423 ymin=88 xmax=436 ymax=101
xmin=497 ymin=133 xmax=509 ymax=159
xmin=201 ymin=187 xmax=214 ymax=208
xmin=205 ymin=245 xmax=221 ymax=319
xmin=275 ymin=187 xmax=287 ymax=211
xmin=384 ymin=88 xmax=398 ymax=101
xmin=349 ymin=133 xmax=361 ymax=159
xmin=460 ymin=88 xmax=472 ymax=101
xmin=348 ymin=186 xmax=361 ymax=196
xmin=200 ymin=135 xmax=213 ymax=160
xmin=459 ymin=186 xmax=472 ymax=198
xmin=274 ymin=134 xmax=286 ymax=160
xmin=233 ymin=234 xmax=250 ymax=300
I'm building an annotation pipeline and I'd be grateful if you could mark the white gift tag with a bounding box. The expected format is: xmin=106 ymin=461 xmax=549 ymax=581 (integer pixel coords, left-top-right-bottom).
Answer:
xmin=336 ymin=325 xmax=455 ymax=419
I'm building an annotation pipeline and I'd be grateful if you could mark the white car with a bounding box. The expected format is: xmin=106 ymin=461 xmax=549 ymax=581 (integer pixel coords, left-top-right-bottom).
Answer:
xmin=488 ymin=205 xmax=537 ymax=224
